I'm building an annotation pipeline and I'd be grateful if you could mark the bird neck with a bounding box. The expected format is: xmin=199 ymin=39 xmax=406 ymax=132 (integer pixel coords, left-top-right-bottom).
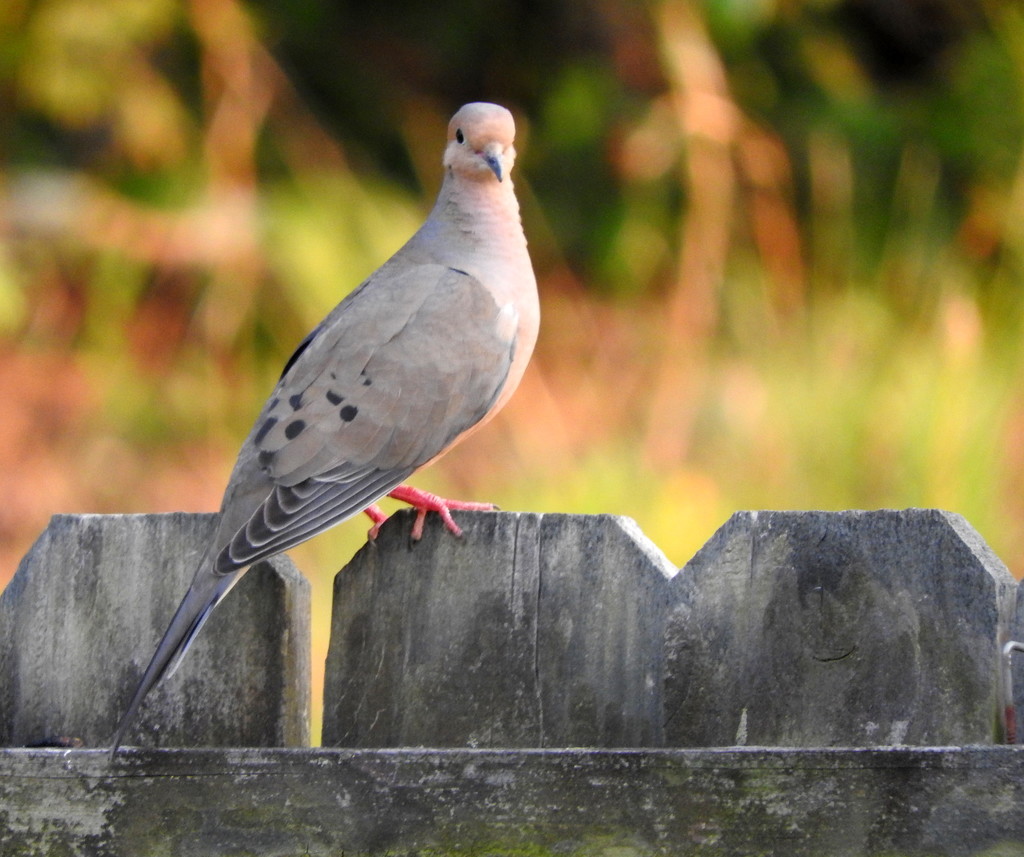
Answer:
xmin=431 ymin=170 xmax=525 ymax=250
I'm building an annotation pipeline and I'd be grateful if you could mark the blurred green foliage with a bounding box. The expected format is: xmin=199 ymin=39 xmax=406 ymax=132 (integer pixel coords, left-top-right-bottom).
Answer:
xmin=4 ymin=0 xmax=1024 ymax=740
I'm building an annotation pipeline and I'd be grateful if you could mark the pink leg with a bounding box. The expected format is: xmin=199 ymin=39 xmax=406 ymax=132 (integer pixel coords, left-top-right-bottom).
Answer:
xmin=364 ymin=503 xmax=389 ymax=540
xmin=363 ymin=485 xmax=495 ymax=541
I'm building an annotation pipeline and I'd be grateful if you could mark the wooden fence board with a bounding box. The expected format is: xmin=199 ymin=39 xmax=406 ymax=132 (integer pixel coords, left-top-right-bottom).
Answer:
xmin=663 ymin=509 xmax=1018 ymax=747
xmin=0 ymin=513 xmax=310 ymax=748
xmin=323 ymin=511 xmax=677 ymax=748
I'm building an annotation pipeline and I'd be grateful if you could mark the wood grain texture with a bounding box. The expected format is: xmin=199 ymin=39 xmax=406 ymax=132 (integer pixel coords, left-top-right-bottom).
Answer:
xmin=4 ymin=746 xmax=1024 ymax=856
xmin=0 ymin=513 xmax=310 ymax=748
xmin=322 ymin=510 xmax=677 ymax=747
xmin=664 ymin=509 xmax=1018 ymax=747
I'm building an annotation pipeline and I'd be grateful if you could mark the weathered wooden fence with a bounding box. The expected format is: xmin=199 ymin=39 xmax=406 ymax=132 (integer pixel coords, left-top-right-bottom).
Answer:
xmin=3 ymin=508 xmax=1024 ymax=856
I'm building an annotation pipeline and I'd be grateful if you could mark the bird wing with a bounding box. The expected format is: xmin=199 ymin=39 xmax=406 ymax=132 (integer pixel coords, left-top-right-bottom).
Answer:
xmin=215 ymin=262 xmax=518 ymax=572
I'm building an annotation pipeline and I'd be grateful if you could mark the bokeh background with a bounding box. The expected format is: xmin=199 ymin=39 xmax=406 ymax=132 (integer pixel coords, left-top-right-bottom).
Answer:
xmin=3 ymin=0 xmax=1024 ymax=740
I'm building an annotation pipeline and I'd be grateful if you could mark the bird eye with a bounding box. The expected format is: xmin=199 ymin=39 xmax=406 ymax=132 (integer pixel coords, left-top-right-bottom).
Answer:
xmin=455 ymin=129 xmax=465 ymax=144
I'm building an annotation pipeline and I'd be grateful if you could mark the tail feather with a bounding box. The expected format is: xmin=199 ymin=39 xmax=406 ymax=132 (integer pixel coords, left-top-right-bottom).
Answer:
xmin=109 ymin=566 xmax=240 ymax=758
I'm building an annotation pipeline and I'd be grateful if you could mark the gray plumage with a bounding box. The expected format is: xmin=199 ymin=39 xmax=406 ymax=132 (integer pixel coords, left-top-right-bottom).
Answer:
xmin=109 ymin=102 xmax=538 ymax=754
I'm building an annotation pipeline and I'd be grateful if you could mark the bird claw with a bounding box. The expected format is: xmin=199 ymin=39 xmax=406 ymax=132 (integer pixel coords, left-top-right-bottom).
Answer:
xmin=364 ymin=503 xmax=389 ymax=540
xmin=363 ymin=486 xmax=495 ymax=541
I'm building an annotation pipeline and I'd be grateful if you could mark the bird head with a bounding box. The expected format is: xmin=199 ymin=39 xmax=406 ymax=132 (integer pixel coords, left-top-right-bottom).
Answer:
xmin=444 ymin=102 xmax=517 ymax=183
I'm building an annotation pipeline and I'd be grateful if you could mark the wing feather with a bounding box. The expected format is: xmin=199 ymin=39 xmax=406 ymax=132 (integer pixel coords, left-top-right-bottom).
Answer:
xmin=217 ymin=468 xmax=414 ymax=572
xmin=212 ymin=262 xmax=516 ymax=571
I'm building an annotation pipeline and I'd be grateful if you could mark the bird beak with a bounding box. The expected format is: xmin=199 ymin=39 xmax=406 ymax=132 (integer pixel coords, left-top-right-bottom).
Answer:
xmin=482 ymin=146 xmax=503 ymax=182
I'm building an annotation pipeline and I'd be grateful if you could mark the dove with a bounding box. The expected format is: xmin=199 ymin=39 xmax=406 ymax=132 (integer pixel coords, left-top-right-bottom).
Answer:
xmin=109 ymin=102 xmax=539 ymax=754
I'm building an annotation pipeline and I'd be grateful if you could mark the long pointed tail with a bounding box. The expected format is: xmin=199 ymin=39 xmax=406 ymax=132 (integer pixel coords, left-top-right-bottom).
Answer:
xmin=109 ymin=564 xmax=240 ymax=758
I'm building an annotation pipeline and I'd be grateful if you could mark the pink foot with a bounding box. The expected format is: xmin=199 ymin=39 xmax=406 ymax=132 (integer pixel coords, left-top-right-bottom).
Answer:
xmin=364 ymin=503 xmax=389 ymax=540
xmin=363 ymin=485 xmax=496 ymax=541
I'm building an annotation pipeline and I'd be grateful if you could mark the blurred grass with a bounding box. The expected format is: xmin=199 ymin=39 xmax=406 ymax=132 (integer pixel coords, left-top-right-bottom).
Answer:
xmin=3 ymin=0 xmax=1024 ymax=743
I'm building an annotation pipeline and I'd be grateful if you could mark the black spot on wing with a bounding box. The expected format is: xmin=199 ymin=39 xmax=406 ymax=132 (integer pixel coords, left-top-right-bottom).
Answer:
xmin=449 ymin=266 xmax=469 ymax=277
xmin=279 ymin=327 xmax=320 ymax=381
xmin=285 ymin=420 xmax=306 ymax=439
xmin=289 ymin=393 xmax=303 ymax=410
xmin=340 ymin=405 xmax=358 ymax=422
xmin=326 ymin=390 xmax=343 ymax=405
xmin=254 ymin=417 xmax=278 ymax=445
